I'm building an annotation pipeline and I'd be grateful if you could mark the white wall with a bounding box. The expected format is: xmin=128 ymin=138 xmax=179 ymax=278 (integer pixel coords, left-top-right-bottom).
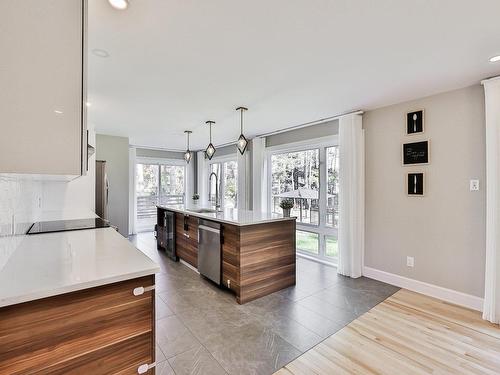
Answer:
xmin=364 ymin=84 xmax=486 ymax=298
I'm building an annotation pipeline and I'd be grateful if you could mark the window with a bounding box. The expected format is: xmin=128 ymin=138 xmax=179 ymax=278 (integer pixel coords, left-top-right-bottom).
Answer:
xmin=326 ymin=146 xmax=339 ymax=228
xmin=271 ymin=149 xmax=319 ymax=225
xmin=136 ymin=160 xmax=185 ymax=232
xmin=268 ymin=138 xmax=339 ymax=264
xmin=297 ymin=230 xmax=319 ymax=255
xmin=208 ymin=158 xmax=238 ymax=209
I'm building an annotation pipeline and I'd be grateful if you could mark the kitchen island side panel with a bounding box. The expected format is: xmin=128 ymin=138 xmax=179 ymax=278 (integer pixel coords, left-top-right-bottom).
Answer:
xmin=238 ymin=220 xmax=296 ymax=304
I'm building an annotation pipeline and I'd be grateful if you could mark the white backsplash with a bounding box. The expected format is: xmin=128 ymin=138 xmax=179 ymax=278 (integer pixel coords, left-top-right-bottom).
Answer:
xmin=0 ymin=175 xmax=43 ymax=236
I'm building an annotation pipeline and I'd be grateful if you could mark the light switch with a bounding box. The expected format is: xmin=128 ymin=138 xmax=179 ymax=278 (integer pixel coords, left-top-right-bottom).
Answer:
xmin=470 ymin=179 xmax=480 ymax=191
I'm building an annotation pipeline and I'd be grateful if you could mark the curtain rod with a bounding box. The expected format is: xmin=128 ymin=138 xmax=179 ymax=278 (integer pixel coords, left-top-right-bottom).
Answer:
xmin=130 ymin=144 xmax=185 ymax=153
xmin=255 ymin=110 xmax=363 ymax=138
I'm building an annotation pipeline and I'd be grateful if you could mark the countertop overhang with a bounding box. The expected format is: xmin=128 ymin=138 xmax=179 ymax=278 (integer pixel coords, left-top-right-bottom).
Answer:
xmin=157 ymin=204 xmax=296 ymax=226
xmin=0 ymin=227 xmax=160 ymax=308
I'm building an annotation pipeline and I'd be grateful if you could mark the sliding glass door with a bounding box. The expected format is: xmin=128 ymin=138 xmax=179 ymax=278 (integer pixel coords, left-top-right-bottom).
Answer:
xmin=136 ymin=160 xmax=185 ymax=232
xmin=268 ymin=140 xmax=339 ymax=264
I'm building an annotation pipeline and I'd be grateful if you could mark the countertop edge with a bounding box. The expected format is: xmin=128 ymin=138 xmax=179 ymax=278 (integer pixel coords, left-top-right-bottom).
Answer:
xmin=0 ymin=267 xmax=160 ymax=308
xmin=157 ymin=205 xmax=296 ymax=226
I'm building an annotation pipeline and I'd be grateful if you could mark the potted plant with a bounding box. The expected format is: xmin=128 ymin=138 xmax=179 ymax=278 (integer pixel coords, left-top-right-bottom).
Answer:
xmin=279 ymin=199 xmax=294 ymax=217
xmin=192 ymin=193 xmax=199 ymax=205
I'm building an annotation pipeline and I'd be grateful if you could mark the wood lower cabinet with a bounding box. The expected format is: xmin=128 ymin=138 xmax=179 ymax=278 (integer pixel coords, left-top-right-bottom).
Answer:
xmin=0 ymin=276 xmax=156 ymax=374
xmin=175 ymin=213 xmax=198 ymax=268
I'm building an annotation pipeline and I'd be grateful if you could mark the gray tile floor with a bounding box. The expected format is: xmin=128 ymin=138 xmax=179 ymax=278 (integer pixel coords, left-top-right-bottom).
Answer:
xmin=130 ymin=232 xmax=399 ymax=375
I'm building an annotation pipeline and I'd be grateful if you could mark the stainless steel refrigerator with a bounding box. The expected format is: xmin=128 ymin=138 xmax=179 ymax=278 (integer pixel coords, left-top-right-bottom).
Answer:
xmin=95 ymin=160 xmax=109 ymax=220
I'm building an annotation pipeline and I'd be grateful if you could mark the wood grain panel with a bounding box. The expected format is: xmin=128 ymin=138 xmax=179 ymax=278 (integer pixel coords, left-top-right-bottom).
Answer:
xmin=238 ymin=220 xmax=296 ymax=304
xmin=0 ymin=276 xmax=155 ymax=374
xmin=174 ymin=212 xmax=198 ymax=268
xmin=276 ymin=289 xmax=500 ymax=375
xmin=221 ymin=223 xmax=240 ymax=294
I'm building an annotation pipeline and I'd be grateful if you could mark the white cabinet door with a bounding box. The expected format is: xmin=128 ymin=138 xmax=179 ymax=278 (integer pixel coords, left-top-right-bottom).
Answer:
xmin=0 ymin=0 xmax=86 ymax=176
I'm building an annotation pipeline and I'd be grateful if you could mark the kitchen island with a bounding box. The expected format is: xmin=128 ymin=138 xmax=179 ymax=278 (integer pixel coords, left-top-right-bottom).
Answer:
xmin=156 ymin=204 xmax=296 ymax=304
xmin=0 ymin=227 xmax=160 ymax=374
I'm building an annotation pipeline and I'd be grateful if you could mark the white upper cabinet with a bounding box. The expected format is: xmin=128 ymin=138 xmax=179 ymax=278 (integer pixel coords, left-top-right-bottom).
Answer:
xmin=0 ymin=0 xmax=87 ymax=176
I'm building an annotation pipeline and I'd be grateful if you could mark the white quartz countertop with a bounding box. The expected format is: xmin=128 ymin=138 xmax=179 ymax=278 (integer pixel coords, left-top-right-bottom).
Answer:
xmin=0 ymin=227 xmax=160 ymax=307
xmin=157 ymin=204 xmax=296 ymax=226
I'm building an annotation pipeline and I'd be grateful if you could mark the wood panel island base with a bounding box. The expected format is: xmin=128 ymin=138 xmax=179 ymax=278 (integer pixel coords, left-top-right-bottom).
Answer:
xmin=157 ymin=205 xmax=297 ymax=304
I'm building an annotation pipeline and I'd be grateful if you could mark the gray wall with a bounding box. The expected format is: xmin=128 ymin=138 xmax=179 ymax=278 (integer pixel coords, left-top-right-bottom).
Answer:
xmin=364 ymin=84 xmax=486 ymax=297
xmin=136 ymin=148 xmax=184 ymax=159
xmin=213 ymin=144 xmax=237 ymax=157
xmin=266 ymin=119 xmax=339 ymax=147
xmin=96 ymin=134 xmax=130 ymax=237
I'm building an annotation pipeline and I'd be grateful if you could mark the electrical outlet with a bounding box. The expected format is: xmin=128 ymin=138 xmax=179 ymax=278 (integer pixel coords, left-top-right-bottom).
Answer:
xmin=470 ymin=179 xmax=480 ymax=191
xmin=407 ymin=256 xmax=414 ymax=268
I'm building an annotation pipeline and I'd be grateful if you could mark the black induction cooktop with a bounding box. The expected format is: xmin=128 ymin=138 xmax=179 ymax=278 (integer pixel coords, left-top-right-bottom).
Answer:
xmin=27 ymin=218 xmax=110 ymax=235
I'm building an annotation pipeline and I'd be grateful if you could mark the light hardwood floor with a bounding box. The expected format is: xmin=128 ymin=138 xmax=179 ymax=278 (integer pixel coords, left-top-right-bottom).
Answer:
xmin=276 ymin=289 xmax=500 ymax=375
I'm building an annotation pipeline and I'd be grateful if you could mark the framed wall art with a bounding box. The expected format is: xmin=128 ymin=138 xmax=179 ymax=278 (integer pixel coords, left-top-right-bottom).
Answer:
xmin=402 ymin=140 xmax=429 ymax=166
xmin=406 ymin=109 xmax=424 ymax=135
xmin=407 ymin=172 xmax=425 ymax=196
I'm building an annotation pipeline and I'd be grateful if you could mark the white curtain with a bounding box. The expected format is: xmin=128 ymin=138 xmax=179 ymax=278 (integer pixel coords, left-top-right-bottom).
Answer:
xmin=483 ymin=76 xmax=500 ymax=324
xmin=337 ymin=114 xmax=365 ymax=278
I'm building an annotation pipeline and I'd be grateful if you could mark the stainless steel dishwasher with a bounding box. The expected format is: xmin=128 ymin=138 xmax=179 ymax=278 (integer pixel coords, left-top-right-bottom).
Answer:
xmin=198 ymin=219 xmax=222 ymax=285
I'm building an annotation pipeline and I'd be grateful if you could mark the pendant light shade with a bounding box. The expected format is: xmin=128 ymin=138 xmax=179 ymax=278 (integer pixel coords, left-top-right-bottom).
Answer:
xmin=183 ymin=130 xmax=192 ymax=163
xmin=236 ymin=106 xmax=248 ymax=155
xmin=205 ymin=121 xmax=216 ymax=160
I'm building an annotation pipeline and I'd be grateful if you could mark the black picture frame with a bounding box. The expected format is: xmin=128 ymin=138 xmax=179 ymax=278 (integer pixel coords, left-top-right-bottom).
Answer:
xmin=407 ymin=173 xmax=425 ymax=196
xmin=406 ymin=110 xmax=424 ymax=135
xmin=402 ymin=140 xmax=429 ymax=165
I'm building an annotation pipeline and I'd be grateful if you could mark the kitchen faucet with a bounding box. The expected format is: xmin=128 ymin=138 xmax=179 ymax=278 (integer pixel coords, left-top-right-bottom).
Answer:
xmin=209 ymin=172 xmax=221 ymax=211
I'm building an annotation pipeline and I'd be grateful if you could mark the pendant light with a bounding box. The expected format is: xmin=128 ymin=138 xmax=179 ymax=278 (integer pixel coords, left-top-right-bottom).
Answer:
xmin=183 ymin=130 xmax=192 ymax=163
xmin=236 ymin=106 xmax=248 ymax=155
xmin=205 ymin=121 xmax=216 ymax=160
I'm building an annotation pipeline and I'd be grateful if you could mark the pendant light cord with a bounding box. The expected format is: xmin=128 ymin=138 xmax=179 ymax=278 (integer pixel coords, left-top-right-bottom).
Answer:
xmin=240 ymin=109 xmax=243 ymax=134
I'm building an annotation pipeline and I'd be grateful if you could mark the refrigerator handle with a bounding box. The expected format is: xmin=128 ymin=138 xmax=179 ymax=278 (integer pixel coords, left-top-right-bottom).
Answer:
xmin=105 ymin=178 xmax=109 ymax=205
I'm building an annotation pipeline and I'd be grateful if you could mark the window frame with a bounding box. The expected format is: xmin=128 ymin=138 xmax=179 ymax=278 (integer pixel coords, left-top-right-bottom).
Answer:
xmin=207 ymin=154 xmax=238 ymax=210
xmin=266 ymin=135 xmax=339 ymax=264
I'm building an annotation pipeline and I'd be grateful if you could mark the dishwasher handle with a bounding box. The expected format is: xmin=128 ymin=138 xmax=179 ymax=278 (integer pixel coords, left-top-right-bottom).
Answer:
xmin=198 ymin=224 xmax=220 ymax=234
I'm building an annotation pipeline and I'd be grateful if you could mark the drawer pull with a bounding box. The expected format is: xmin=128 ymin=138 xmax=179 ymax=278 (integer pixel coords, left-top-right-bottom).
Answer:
xmin=138 ymin=362 xmax=156 ymax=374
xmin=133 ymin=285 xmax=155 ymax=296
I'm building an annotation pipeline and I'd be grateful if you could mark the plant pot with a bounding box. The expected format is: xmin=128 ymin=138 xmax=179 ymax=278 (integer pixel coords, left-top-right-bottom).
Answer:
xmin=282 ymin=208 xmax=291 ymax=217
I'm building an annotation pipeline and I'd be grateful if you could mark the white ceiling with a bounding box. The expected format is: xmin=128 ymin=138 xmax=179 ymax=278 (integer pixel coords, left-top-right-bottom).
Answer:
xmin=88 ymin=0 xmax=500 ymax=151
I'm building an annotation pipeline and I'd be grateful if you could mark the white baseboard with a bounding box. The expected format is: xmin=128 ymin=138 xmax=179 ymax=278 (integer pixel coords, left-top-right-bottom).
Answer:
xmin=363 ymin=266 xmax=484 ymax=312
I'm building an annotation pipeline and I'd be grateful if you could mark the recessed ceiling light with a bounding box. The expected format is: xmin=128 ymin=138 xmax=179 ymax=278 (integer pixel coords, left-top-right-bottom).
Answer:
xmin=92 ymin=49 xmax=110 ymax=58
xmin=108 ymin=0 xmax=129 ymax=10
xmin=489 ymin=55 xmax=500 ymax=63
xmin=54 ymin=110 xmax=63 ymax=114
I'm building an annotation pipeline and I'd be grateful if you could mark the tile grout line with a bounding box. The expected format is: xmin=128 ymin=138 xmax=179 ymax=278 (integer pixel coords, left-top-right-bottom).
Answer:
xmin=171 ymin=310 xmax=232 ymax=375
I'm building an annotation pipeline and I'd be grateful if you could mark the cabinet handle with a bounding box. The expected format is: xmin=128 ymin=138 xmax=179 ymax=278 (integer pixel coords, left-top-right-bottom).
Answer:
xmin=183 ymin=233 xmax=190 ymax=238
xmin=133 ymin=285 xmax=155 ymax=296
xmin=138 ymin=362 xmax=156 ymax=374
